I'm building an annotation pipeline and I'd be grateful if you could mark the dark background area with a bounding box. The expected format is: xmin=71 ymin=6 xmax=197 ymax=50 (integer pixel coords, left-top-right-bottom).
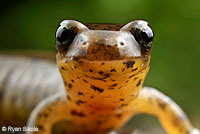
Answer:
xmin=0 ymin=0 xmax=199 ymax=128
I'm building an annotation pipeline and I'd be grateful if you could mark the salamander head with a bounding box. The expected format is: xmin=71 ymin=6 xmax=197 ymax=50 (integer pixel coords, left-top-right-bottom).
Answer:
xmin=55 ymin=20 xmax=154 ymax=110
xmin=56 ymin=20 xmax=153 ymax=61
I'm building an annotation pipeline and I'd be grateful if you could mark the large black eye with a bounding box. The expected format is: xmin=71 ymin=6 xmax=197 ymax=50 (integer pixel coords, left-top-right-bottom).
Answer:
xmin=121 ymin=20 xmax=154 ymax=53
xmin=56 ymin=26 xmax=77 ymax=52
xmin=132 ymin=27 xmax=154 ymax=52
xmin=55 ymin=20 xmax=89 ymax=52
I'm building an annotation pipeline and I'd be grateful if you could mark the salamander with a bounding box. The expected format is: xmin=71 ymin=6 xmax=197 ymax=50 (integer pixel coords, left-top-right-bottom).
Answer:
xmin=0 ymin=20 xmax=199 ymax=134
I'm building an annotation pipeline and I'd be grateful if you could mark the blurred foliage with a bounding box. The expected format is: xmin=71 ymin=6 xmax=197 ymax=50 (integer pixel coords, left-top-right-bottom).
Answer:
xmin=0 ymin=0 xmax=200 ymax=115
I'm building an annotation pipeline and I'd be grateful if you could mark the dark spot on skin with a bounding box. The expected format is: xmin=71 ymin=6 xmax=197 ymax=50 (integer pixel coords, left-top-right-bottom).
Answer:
xmin=101 ymin=62 xmax=105 ymax=65
xmin=92 ymin=77 xmax=107 ymax=82
xmin=77 ymin=76 xmax=80 ymax=79
xmin=125 ymin=80 xmax=129 ymax=83
xmin=116 ymin=114 xmax=122 ymax=118
xmin=158 ymin=100 xmax=167 ymax=110
xmin=91 ymin=96 xmax=94 ymax=99
xmin=136 ymin=79 xmax=142 ymax=87
xmin=71 ymin=110 xmax=86 ymax=117
xmin=91 ymin=85 xmax=104 ymax=93
xmin=71 ymin=80 xmax=74 ymax=83
xmin=121 ymin=103 xmax=128 ymax=107
xmin=99 ymin=71 xmax=103 ymax=75
xmin=89 ymin=69 xmax=93 ymax=72
xmin=83 ymin=79 xmax=88 ymax=83
xmin=84 ymin=74 xmax=89 ymax=78
xmin=110 ymin=68 xmax=116 ymax=72
xmin=67 ymin=95 xmax=71 ymax=101
xmin=111 ymin=83 xmax=118 ymax=87
xmin=78 ymin=60 xmax=83 ymax=64
xmin=92 ymin=74 xmax=110 ymax=81
xmin=61 ymin=66 xmax=65 ymax=70
xmin=122 ymin=68 xmax=125 ymax=72
xmin=75 ymin=100 xmax=87 ymax=105
xmin=119 ymin=86 xmax=122 ymax=89
xmin=132 ymin=67 xmax=138 ymax=72
xmin=108 ymin=87 xmax=115 ymax=90
xmin=111 ymin=79 xmax=115 ymax=81
xmin=68 ymin=83 xmax=73 ymax=89
xmin=43 ymin=113 xmax=48 ymax=118
xmin=120 ymin=98 xmax=124 ymax=101
xmin=128 ymin=74 xmax=136 ymax=78
xmin=123 ymin=61 xmax=135 ymax=68
xmin=64 ymin=81 xmax=67 ymax=86
xmin=134 ymin=77 xmax=139 ymax=80
xmin=78 ymin=92 xmax=84 ymax=95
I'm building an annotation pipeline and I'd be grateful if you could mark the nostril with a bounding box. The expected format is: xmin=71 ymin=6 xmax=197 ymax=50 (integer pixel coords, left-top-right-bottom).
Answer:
xmin=120 ymin=42 xmax=124 ymax=46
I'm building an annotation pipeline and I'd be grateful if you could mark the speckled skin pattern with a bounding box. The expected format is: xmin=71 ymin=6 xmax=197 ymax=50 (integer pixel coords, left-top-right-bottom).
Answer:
xmin=25 ymin=20 xmax=199 ymax=134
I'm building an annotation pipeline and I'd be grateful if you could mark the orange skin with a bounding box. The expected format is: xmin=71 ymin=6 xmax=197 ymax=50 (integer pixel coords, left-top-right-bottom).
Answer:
xmin=26 ymin=20 xmax=199 ymax=134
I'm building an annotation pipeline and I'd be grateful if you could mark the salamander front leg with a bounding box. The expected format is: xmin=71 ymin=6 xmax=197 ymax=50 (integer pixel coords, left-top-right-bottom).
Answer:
xmin=133 ymin=87 xmax=199 ymax=134
xmin=26 ymin=92 xmax=69 ymax=134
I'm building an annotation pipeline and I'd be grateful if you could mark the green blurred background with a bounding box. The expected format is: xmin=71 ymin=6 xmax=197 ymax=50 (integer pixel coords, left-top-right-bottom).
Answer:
xmin=0 ymin=0 xmax=199 ymax=120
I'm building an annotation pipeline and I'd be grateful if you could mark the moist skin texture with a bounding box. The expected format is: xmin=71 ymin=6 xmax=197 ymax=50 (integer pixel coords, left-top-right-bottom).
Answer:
xmin=25 ymin=20 xmax=199 ymax=134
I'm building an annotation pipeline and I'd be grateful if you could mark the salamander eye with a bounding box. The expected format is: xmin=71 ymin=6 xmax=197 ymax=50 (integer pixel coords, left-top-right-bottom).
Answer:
xmin=132 ymin=28 xmax=153 ymax=46
xmin=56 ymin=26 xmax=77 ymax=52
xmin=55 ymin=20 xmax=88 ymax=52
xmin=56 ymin=26 xmax=76 ymax=44
xmin=121 ymin=20 xmax=154 ymax=53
